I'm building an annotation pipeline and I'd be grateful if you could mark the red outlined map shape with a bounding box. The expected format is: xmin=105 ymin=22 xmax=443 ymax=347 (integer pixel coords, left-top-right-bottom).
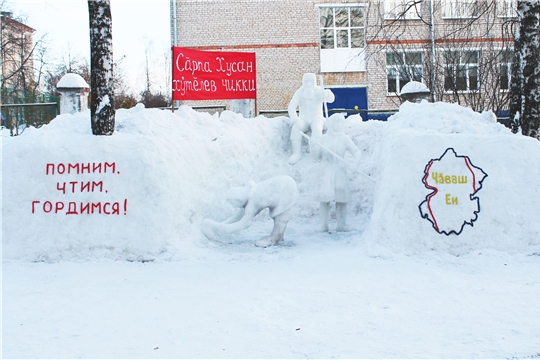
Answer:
xmin=419 ymin=148 xmax=488 ymax=236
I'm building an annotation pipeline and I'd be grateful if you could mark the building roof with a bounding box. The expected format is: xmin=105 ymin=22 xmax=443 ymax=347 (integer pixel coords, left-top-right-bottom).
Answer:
xmin=1 ymin=13 xmax=35 ymax=33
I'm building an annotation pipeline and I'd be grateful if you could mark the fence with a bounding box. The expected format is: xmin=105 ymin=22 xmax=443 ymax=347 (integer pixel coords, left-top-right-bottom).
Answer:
xmin=1 ymin=88 xmax=59 ymax=136
xmin=257 ymin=108 xmax=399 ymax=121
xmin=258 ymin=108 xmax=512 ymax=127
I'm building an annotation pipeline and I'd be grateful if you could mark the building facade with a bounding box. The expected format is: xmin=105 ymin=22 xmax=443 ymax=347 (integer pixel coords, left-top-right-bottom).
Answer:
xmin=1 ymin=11 xmax=36 ymax=93
xmin=171 ymin=0 xmax=515 ymax=115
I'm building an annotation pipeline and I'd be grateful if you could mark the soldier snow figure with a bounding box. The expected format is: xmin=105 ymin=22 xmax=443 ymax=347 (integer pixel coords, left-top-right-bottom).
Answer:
xmin=287 ymin=73 xmax=335 ymax=165
xmin=311 ymin=113 xmax=360 ymax=232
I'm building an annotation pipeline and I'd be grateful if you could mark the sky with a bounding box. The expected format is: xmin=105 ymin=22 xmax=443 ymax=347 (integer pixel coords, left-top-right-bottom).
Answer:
xmin=4 ymin=0 xmax=171 ymax=94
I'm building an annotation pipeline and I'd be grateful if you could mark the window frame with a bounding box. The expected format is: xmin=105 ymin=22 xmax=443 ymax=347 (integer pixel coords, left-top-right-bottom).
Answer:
xmin=318 ymin=4 xmax=367 ymax=73
xmin=496 ymin=0 xmax=517 ymax=18
xmin=385 ymin=50 xmax=424 ymax=95
xmin=319 ymin=5 xmax=366 ymax=50
xmin=441 ymin=0 xmax=480 ymax=19
xmin=498 ymin=48 xmax=513 ymax=92
xmin=442 ymin=49 xmax=480 ymax=94
xmin=384 ymin=0 xmax=422 ymax=20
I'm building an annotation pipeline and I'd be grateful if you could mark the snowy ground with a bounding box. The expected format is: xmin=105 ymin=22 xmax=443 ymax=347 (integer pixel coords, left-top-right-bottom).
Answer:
xmin=2 ymin=102 xmax=540 ymax=358
xmin=3 ymin=236 xmax=540 ymax=359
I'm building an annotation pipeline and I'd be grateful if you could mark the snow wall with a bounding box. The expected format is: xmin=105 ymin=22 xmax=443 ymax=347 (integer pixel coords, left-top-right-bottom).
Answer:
xmin=2 ymin=102 xmax=539 ymax=261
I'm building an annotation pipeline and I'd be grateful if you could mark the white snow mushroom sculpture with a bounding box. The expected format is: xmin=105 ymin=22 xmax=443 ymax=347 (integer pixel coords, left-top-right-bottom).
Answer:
xmin=311 ymin=113 xmax=360 ymax=232
xmin=202 ymin=176 xmax=299 ymax=247
xmin=288 ymin=73 xmax=335 ymax=165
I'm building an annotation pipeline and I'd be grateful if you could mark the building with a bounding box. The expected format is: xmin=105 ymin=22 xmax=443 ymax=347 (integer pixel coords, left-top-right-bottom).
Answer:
xmin=1 ymin=13 xmax=59 ymax=134
xmin=170 ymin=0 xmax=515 ymax=116
xmin=1 ymin=11 xmax=36 ymax=93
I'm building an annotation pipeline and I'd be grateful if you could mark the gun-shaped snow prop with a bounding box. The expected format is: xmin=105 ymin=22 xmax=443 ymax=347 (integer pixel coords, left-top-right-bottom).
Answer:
xmin=299 ymin=131 xmax=375 ymax=183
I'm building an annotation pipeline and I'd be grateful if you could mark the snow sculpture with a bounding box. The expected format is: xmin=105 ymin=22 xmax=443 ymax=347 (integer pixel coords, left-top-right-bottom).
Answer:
xmin=311 ymin=113 xmax=360 ymax=232
xmin=399 ymin=81 xmax=431 ymax=103
xmin=202 ymin=175 xmax=298 ymax=247
xmin=288 ymin=73 xmax=335 ymax=165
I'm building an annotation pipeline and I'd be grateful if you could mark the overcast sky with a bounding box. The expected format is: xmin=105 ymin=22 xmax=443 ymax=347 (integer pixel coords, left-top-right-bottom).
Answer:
xmin=5 ymin=0 xmax=171 ymax=94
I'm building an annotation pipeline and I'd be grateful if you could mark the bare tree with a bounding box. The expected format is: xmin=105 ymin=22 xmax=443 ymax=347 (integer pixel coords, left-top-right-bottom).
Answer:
xmin=88 ymin=0 xmax=115 ymax=135
xmin=365 ymin=1 xmax=515 ymax=115
xmin=138 ymin=37 xmax=170 ymax=108
xmin=42 ymin=51 xmax=90 ymax=95
xmin=0 ymin=7 xmax=47 ymax=100
xmin=112 ymin=55 xmax=138 ymax=109
xmin=510 ymin=0 xmax=540 ymax=138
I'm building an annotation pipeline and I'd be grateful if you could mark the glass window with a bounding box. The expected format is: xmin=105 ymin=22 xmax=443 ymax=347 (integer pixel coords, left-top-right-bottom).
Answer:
xmin=386 ymin=51 xmax=424 ymax=93
xmin=319 ymin=5 xmax=366 ymax=72
xmin=320 ymin=7 xmax=333 ymax=27
xmin=499 ymin=49 xmax=513 ymax=90
xmin=444 ymin=50 xmax=479 ymax=92
xmin=387 ymin=68 xmax=398 ymax=93
xmin=320 ymin=29 xmax=334 ymax=49
xmin=461 ymin=51 xmax=478 ymax=64
xmin=350 ymin=29 xmax=364 ymax=48
xmin=384 ymin=0 xmax=421 ymax=19
xmin=350 ymin=7 xmax=365 ymax=27
xmin=319 ymin=6 xmax=365 ymax=50
xmin=497 ymin=0 xmax=517 ymax=17
xmin=337 ymin=29 xmax=348 ymax=48
xmin=405 ymin=52 xmax=422 ymax=65
xmin=335 ymin=8 xmax=349 ymax=27
xmin=468 ymin=66 xmax=478 ymax=90
xmin=442 ymin=0 xmax=479 ymax=18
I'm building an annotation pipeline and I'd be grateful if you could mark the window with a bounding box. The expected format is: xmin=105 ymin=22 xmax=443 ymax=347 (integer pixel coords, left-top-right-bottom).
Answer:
xmin=319 ymin=5 xmax=366 ymax=72
xmin=320 ymin=6 xmax=365 ymax=50
xmin=441 ymin=0 xmax=479 ymax=18
xmin=497 ymin=0 xmax=517 ymax=18
xmin=386 ymin=51 xmax=423 ymax=94
xmin=443 ymin=50 xmax=479 ymax=92
xmin=499 ymin=49 xmax=513 ymax=91
xmin=384 ymin=0 xmax=422 ymax=20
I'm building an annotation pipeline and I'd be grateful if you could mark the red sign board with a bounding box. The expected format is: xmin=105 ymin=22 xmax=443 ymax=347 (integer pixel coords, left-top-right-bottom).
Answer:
xmin=171 ymin=47 xmax=256 ymax=101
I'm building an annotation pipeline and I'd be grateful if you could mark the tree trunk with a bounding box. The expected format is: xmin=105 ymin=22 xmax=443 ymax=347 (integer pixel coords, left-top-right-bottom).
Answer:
xmin=516 ymin=1 xmax=540 ymax=138
xmin=509 ymin=21 xmax=522 ymax=134
xmin=88 ymin=0 xmax=115 ymax=135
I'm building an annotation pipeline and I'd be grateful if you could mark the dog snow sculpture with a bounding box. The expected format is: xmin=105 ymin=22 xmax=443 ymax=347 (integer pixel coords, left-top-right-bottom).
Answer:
xmin=202 ymin=175 xmax=298 ymax=247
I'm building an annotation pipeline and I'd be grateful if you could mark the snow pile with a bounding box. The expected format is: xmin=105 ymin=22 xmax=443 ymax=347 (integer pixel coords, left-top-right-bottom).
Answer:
xmin=2 ymin=105 xmax=295 ymax=261
xmin=386 ymin=100 xmax=506 ymax=134
xmin=2 ymin=101 xmax=539 ymax=261
xmin=362 ymin=101 xmax=540 ymax=255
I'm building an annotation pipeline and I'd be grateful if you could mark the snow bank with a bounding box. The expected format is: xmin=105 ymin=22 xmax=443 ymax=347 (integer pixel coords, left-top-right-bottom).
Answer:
xmin=2 ymin=105 xmax=292 ymax=260
xmin=2 ymin=101 xmax=539 ymax=261
xmin=361 ymin=101 xmax=540 ymax=255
